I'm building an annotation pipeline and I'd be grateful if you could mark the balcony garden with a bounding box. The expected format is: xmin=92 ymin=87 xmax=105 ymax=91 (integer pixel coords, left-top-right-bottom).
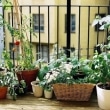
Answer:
xmin=0 ymin=0 xmax=110 ymax=110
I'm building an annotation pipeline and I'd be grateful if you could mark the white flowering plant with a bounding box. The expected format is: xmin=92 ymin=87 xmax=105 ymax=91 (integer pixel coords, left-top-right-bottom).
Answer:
xmin=38 ymin=44 xmax=96 ymax=90
xmin=38 ymin=55 xmax=95 ymax=91
xmin=91 ymin=16 xmax=110 ymax=83
xmin=91 ymin=14 xmax=110 ymax=86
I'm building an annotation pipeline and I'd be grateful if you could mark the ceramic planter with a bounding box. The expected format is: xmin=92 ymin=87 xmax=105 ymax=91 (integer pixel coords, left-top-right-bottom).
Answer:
xmin=16 ymin=68 xmax=39 ymax=92
xmin=31 ymin=81 xmax=43 ymax=97
xmin=44 ymin=89 xmax=53 ymax=99
xmin=96 ymin=83 xmax=110 ymax=110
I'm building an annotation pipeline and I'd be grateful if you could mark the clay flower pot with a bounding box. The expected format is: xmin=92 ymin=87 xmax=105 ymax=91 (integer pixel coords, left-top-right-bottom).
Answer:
xmin=0 ymin=86 xmax=8 ymax=99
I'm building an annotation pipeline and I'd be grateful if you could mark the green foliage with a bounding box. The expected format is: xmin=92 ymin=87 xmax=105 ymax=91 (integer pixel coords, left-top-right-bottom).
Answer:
xmin=2 ymin=50 xmax=13 ymax=70
xmin=38 ymin=54 xmax=96 ymax=92
xmin=0 ymin=0 xmax=12 ymax=10
xmin=92 ymin=52 xmax=110 ymax=84
xmin=0 ymin=13 xmax=37 ymax=71
xmin=38 ymin=66 xmax=49 ymax=81
xmin=92 ymin=15 xmax=110 ymax=84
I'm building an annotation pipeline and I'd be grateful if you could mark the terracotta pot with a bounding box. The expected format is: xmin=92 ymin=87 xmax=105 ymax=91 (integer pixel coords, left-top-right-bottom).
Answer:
xmin=16 ymin=68 xmax=39 ymax=92
xmin=0 ymin=86 xmax=8 ymax=99
xmin=31 ymin=81 xmax=43 ymax=97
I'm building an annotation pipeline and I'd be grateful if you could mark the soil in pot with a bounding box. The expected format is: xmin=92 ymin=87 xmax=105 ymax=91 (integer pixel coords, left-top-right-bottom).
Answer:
xmin=98 ymin=83 xmax=110 ymax=90
xmin=73 ymin=71 xmax=86 ymax=79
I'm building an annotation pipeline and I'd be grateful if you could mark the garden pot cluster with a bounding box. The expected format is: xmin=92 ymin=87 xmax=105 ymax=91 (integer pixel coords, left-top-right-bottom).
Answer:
xmin=31 ymin=81 xmax=53 ymax=99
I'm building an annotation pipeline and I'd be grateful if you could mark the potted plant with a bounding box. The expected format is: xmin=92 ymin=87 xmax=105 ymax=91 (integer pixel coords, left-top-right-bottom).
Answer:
xmin=31 ymin=80 xmax=43 ymax=98
xmin=37 ymin=50 xmax=96 ymax=101
xmin=52 ymin=56 xmax=96 ymax=101
xmin=36 ymin=44 xmax=96 ymax=101
xmin=92 ymin=15 xmax=110 ymax=109
xmin=0 ymin=70 xmax=17 ymax=99
xmin=39 ymin=72 xmax=54 ymax=99
xmin=1 ymin=51 xmax=28 ymax=99
xmin=0 ymin=10 xmax=39 ymax=92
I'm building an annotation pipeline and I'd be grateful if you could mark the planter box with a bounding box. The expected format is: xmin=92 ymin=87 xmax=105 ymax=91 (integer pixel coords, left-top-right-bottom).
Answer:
xmin=53 ymin=83 xmax=95 ymax=101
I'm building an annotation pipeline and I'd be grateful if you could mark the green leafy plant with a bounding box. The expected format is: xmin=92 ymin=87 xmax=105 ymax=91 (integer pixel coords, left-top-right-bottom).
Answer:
xmin=0 ymin=71 xmax=18 ymax=100
xmin=0 ymin=13 xmax=37 ymax=71
xmin=0 ymin=72 xmax=12 ymax=86
xmin=38 ymin=51 xmax=96 ymax=92
xmin=92 ymin=15 xmax=110 ymax=89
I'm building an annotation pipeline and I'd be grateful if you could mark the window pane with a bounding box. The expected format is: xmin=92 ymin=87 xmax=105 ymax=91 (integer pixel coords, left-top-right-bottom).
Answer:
xmin=37 ymin=45 xmax=48 ymax=62
xmin=71 ymin=15 xmax=75 ymax=32
xmin=40 ymin=26 xmax=44 ymax=31
xmin=33 ymin=14 xmax=44 ymax=32
xmin=65 ymin=14 xmax=75 ymax=33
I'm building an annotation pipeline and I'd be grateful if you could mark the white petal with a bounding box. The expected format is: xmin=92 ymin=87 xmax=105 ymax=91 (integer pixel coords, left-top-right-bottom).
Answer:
xmin=99 ymin=25 xmax=104 ymax=30
xmin=92 ymin=19 xmax=99 ymax=27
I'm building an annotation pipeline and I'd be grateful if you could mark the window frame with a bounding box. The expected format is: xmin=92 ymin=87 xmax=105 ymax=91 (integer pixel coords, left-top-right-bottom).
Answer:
xmin=37 ymin=44 xmax=48 ymax=62
xmin=33 ymin=14 xmax=44 ymax=33
xmin=65 ymin=14 xmax=76 ymax=33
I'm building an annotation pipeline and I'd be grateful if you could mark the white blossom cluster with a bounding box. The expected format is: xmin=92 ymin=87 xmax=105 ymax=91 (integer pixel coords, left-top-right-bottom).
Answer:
xmin=63 ymin=63 xmax=73 ymax=73
xmin=58 ymin=62 xmax=73 ymax=74
xmin=44 ymin=69 xmax=60 ymax=84
xmin=44 ymin=63 xmax=73 ymax=84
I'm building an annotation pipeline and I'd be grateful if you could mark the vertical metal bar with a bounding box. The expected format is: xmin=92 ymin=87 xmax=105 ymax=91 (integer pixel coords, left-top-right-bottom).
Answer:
xmin=11 ymin=6 xmax=15 ymax=66
xmin=108 ymin=1 xmax=110 ymax=14
xmin=38 ymin=6 xmax=41 ymax=59
xmin=66 ymin=0 xmax=71 ymax=58
xmin=87 ymin=6 xmax=90 ymax=59
xmin=20 ymin=6 xmax=22 ymax=28
xmin=97 ymin=6 xmax=100 ymax=44
xmin=29 ymin=6 xmax=33 ymax=62
xmin=3 ymin=7 xmax=5 ymax=49
xmin=57 ymin=6 xmax=59 ymax=58
xmin=48 ymin=6 xmax=50 ymax=62
xmin=78 ymin=6 xmax=81 ymax=59
xmin=29 ymin=6 xmax=32 ymax=43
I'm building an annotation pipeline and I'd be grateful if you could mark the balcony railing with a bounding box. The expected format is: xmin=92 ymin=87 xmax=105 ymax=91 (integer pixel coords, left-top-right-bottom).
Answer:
xmin=0 ymin=4 xmax=109 ymax=62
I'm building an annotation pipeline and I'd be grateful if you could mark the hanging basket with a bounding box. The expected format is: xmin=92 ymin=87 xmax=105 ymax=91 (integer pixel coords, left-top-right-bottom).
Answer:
xmin=53 ymin=83 xmax=95 ymax=101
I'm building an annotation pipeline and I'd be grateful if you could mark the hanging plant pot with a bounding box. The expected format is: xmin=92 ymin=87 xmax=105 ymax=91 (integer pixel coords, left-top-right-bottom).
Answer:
xmin=0 ymin=86 xmax=8 ymax=99
xmin=16 ymin=69 xmax=39 ymax=92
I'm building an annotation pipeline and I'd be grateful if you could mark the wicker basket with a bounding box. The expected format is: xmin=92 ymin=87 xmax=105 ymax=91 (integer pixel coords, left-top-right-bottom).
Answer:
xmin=53 ymin=83 xmax=95 ymax=101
